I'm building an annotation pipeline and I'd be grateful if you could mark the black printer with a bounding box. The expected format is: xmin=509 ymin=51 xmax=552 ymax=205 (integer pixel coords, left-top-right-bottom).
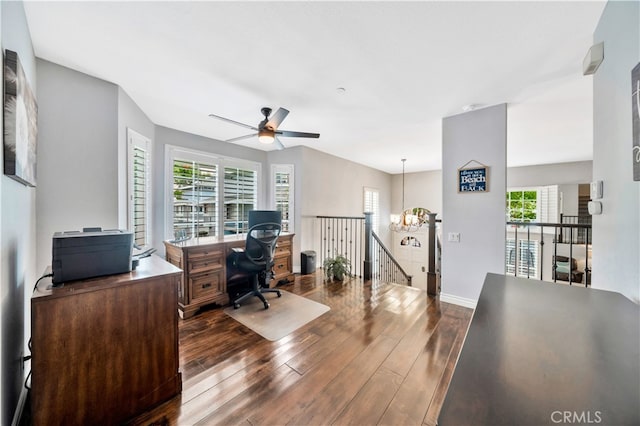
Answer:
xmin=52 ymin=228 xmax=133 ymax=284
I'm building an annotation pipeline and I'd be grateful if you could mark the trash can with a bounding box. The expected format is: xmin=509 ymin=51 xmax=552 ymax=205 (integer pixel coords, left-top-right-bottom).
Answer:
xmin=301 ymin=250 xmax=317 ymax=275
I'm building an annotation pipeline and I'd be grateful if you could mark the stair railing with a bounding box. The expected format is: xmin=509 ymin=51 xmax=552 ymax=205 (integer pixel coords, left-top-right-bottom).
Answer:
xmin=370 ymin=231 xmax=412 ymax=286
xmin=506 ymin=220 xmax=592 ymax=286
xmin=317 ymin=212 xmax=440 ymax=294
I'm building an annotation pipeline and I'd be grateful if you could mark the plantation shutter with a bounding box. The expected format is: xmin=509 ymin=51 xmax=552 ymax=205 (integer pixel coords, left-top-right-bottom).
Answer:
xmin=505 ymin=238 xmax=538 ymax=278
xmin=128 ymin=129 xmax=152 ymax=247
xmin=224 ymin=166 xmax=257 ymax=235
xmin=505 ymin=239 xmax=516 ymax=275
xmin=131 ymin=146 xmax=148 ymax=246
xmin=274 ymin=167 xmax=293 ymax=232
xmin=517 ymin=240 xmax=538 ymax=278
xmin=364 ymin=187 xmax=380 ymax=234
xmin=173 ymin=159 xmax=218 ymax=238
xmin=539 ymin=185 xmax=559 ymax=223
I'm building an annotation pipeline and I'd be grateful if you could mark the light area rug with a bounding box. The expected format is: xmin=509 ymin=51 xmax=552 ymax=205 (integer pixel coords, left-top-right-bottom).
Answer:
xmin=223 ymin=290 xmax=330 ymax=341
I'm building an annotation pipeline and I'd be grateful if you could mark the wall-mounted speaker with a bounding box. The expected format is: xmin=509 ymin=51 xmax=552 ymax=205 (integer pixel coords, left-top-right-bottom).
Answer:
xmin=583 ymin=42 xmax=604 ymax=76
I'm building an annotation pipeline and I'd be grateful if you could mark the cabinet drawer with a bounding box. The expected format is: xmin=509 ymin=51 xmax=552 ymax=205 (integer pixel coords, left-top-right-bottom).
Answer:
xmin=187 ymin=247 xmax=224 ymax=274
xmin=273 ymin=256 xmax=291 ymax=277
xmin=187 ymin=252 xmax=224 ymax=275
xmin=188 ymin=246 xmax=224 ymax=260
xmin=275 ymin=240 xmax=291 ymax=256
xmin=190 ymin=270 xmax=224 ymax=300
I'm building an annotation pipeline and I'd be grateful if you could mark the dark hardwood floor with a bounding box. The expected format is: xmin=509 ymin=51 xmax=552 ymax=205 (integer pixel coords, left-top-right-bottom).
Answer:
xmin=130 ymin=272 xmax=473 ymax=426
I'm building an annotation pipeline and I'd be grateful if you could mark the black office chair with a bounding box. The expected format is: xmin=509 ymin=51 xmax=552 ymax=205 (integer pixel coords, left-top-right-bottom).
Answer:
xmin=227 ymin=222 xmax=282 ymax=309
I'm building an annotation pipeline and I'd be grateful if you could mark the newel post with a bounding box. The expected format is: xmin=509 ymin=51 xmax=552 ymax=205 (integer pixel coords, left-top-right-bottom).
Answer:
xmin=427 ymin=212 xmax=439 ymax=296
xmin=363 ymin=212 xmax=372 ymax=281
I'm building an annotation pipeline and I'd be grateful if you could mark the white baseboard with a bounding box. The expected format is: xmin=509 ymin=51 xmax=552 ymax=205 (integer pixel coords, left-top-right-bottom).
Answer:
xmin=11 ymin=384 xmax=28 ymax=426
xmin=440 ymin=292 xmax=477 ymax=309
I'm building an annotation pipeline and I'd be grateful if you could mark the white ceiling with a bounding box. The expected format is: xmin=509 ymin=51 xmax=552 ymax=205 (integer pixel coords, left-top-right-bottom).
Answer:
xmin=23 ymin=1 xmax=606 ymax=174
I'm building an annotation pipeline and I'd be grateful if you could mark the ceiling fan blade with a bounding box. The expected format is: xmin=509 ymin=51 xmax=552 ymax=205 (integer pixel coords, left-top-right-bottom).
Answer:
xmin=266 ymin=107 xmax=289 ymax=130
xmin=273 ymin=136 xmax=285 ymax=151
xmin=209 ymin=113 xmax=258 ymax=131
xmin=225 ymin=133 xmax=257 ymax=143
xmin=277 ymin=130 xmax=320 ymax=139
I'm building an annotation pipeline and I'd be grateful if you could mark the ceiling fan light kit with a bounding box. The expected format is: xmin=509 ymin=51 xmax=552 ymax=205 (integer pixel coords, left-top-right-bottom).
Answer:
xmin=208 ymin=106 xmax=320 ymax=150
xmin=258 ymin=129 xmax=274 ymax=144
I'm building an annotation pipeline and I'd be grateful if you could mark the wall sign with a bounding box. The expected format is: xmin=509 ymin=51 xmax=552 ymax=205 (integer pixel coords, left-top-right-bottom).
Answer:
xmin=458 ymin=160 xmax=489 ymax=193
xmin=633 ymin=61 xmax=640 ymax=181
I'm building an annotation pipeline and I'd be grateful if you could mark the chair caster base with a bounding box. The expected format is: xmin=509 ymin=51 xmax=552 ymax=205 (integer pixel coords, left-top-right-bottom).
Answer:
xmin=263 ymin=302 xmax=270 ymax=309
xmin=277 ymin=291 xmax=282 ymax=297
xmin=233 ymin=303 xmax=240 ymax=309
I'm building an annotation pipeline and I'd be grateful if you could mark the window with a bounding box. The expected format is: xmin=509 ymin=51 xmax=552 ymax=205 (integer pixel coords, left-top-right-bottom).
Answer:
xmin=363 ymin=187 xmax=380 ymax=235
xmin=172 ymin=159 xmax=218 ymax=238
xmin=506 ymin=190 xmax=538 ymax=222
xmin=127 ymin=129 xmax=151 ymax=247
xmin=272 ymin=165 xmax=294 ymax=232
xmin=506 ymin=239 xmax=538 ymax=278
xmin=223 ymin=166 xmax=257 ymax=235
xmin=166 ymin=146 xmax=260 ymax=239
xmin=507 ymin=186 xmax=559 ymax=225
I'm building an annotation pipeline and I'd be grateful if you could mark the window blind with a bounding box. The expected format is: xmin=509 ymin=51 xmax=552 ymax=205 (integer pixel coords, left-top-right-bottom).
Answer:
xmin=173 ymin=159 xmax=218 ymax=238
xmin=274 ymin=171 xmax=292 ymax=232
xmin=131 ymin=146 xmax=148 ymax=246
xmin=223 ymin=166 xmax=257 ymax=235
xmin=506 ymin=238 xmax=538 ymax=278
xmin=364 ymin=187 xmax=380 ymax=235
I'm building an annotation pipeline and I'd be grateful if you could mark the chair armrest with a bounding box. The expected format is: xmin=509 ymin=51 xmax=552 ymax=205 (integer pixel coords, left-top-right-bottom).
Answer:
xmin=231 ymin=247 xmax=245 ymax=253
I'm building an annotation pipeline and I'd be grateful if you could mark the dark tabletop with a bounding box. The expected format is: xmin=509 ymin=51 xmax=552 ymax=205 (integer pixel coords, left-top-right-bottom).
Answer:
xmin=439 ymin=273 xmax=640 ymax=426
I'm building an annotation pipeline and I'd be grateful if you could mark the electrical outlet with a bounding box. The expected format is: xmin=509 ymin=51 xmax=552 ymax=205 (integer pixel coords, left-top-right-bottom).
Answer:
xmin=448 ymin=232 xmax=460 ymax=243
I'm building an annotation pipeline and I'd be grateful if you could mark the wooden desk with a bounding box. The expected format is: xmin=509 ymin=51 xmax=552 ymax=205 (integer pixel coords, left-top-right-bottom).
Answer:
xmin=164 ymin=233 xmax=294 ymax=318
xmin=439 ymin=273 xmax=639 ymax=426
xmin=31 ymin=255 xmax=182 ymax=425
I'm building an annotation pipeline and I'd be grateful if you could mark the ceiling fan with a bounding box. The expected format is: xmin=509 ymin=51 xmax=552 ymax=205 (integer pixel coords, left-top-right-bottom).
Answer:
xmin=208 ymin=107 xmax=320 ymax=150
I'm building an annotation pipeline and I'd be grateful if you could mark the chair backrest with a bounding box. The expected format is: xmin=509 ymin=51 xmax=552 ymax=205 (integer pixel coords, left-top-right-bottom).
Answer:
xmin=249 ymin=210 xmax=282 ymax=229
xmin=245 ymin=222 xmax=282 ymax=265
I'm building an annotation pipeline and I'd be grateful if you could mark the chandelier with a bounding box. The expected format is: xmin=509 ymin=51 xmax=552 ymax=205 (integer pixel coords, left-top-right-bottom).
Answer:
xmin=389 ymin=159 xmax=430 ymax=232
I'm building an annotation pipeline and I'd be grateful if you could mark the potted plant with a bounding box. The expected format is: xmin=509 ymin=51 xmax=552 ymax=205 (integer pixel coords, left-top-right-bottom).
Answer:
xmin=323 ymin=254 xmax=351 ymax=282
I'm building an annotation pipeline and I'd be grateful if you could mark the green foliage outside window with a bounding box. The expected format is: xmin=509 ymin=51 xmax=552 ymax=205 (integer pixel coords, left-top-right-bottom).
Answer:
xmin=507 ymin=190 xmax=537 ymax=222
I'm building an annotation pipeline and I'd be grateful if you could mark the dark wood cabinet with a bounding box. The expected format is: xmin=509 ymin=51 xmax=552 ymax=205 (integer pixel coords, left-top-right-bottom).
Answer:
xmin=30 ymin=255 xmax=182 ymax=425
xmin=164 ymin=233 xmax=295 ymax=319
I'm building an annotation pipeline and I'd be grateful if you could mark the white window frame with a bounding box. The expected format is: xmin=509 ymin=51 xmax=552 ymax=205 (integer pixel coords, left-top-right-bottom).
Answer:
xmin=271 ymin=164 xmax=295 ymax=233
xmin=507 ymin=185 xmax=559 ymax=236
xmin=127 ymin=128 xmax=152 ymax=247
xmin=363 ymin=187 xmax=380 ymax=235
xmin=506 ymin=187 xmax=539 ymax=223
xmin=165 ymin=145 xmax=261 ymax=239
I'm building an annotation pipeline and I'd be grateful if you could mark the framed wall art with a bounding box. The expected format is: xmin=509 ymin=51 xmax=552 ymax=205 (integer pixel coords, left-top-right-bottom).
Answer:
xmin=458 ymin=160 xmax=489 ymax=193
xmin=4 ymin=49 xmax=38 ymax=187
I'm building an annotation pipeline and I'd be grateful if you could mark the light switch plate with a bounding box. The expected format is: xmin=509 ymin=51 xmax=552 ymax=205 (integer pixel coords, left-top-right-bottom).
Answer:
xmin=448 ymin=232 xmax=460 ymax=243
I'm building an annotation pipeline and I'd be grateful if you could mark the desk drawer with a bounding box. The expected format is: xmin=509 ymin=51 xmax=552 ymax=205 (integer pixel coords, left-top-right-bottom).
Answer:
xmin=188 ymin=246 xmax=224 ymax=260
xmin=187 ymin=251 xmax=224 ymax=275
xmin=275 ymin=240 xmax=291 ymax=256
xmin=273 ymin=256 xmax=291 ymax=277
xmin=190 ymin=270 xmax=224 ymax=300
